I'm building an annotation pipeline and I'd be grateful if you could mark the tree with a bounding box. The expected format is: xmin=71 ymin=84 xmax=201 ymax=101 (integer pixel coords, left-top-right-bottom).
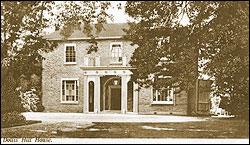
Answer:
xmin=124 ymin=1 xmax=249 ymax=118
xmin=1 ymin=1 xmax=112 ymax=113
xmin=1 ymin=1 xmax=55 ymax=113
xmin=124 ymin=1 xmax=199 ymax=93
xmin=196 ymin=2 xmax=249 ymax=118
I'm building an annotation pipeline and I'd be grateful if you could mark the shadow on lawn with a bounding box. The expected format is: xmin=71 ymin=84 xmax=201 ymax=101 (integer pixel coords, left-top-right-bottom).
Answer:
xmin=1 ymin=120 xmax=42 ymax=129
xmin=59 ymin=118 xmax=249 ymax=138
xmin=1 ymin=117 xmax=248 ymax=138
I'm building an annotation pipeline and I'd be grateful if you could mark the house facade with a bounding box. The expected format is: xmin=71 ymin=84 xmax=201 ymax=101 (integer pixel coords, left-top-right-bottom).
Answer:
xmin=42 ymin=23 xmax=210 ymax=115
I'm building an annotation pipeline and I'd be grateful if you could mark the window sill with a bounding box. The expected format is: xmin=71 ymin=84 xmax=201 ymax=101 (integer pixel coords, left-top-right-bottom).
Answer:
xmin=60 ymin=102 xmax=79 ymax=105
xmin=64 ymin=62 xmax=77 ymax=65
xmin=110 ymin=62 xmax=122 ymax=65
xmin=151 ymin=101 xmax=173 ymax=105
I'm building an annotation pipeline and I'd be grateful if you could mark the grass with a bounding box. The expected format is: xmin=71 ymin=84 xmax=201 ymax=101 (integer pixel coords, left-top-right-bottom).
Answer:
xmin=1 ymin=118 xmax=249 ymax=138
xmin=1 ymin=120 xmax=41 ymax=129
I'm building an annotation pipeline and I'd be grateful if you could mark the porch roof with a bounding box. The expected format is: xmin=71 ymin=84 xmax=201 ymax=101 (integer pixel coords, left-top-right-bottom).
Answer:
xmin=80 ymin=66 xmax=135 ymax=70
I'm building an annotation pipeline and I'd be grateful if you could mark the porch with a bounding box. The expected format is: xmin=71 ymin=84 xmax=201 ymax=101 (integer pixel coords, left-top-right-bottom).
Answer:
xmin=81 ymin=67 xmax=138 ymax=114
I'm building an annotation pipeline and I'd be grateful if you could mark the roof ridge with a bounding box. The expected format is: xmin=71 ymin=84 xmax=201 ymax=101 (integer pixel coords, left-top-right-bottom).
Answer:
xmin=44 ymin=23 xmax=129 ymax=40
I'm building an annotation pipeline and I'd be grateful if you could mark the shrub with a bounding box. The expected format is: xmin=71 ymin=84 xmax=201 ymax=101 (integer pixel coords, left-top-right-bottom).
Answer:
xmin=1 ymin=69 xmax=24 ymax=114
xmin=1 ymin=111 xmax=26 ymax=126
xmin=37 ymin=105 xmax=45 ymax=112
xmin=19 ymin=88 xmax=40 ymax=112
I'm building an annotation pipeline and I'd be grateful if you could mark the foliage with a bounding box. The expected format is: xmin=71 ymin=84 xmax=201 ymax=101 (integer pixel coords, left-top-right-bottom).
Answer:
xmin=19 ymin=88 xmax=40 ymax=112
xmin=1 ymin=111 xmax=26 ymax=126
xmin=1 ymin=68 xmax=24 ymax=114
xmin=54 ymin=1 xmax=112 ymax=53
xmin=194 ymin=1 xmax=249 ymax=118
xmin=124 ymin=1 xmax=199 ymax=91
xmin=1 ymin=1 xmax=58 ymax=78
xmin=124 ymin=1 xmax=249 ymax=117
xmin=1 ymin=1 xmax=112 ymax=114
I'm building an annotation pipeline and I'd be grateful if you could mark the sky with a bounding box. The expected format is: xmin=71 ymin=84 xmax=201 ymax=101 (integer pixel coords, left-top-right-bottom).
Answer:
xmin=107 ymin=1 xmax=190 ymax=26
xmin=106 ymin=1 xmax=133 ymax=23
xmin=44 ymin=1 xmax=190 ymax=34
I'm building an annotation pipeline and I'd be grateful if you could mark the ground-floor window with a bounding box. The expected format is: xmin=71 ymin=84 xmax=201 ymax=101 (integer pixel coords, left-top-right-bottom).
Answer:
xmin=152 ymin=87 xmax=174 ymax=104
xmin=61 ymin=78 xmax=79 ymax=103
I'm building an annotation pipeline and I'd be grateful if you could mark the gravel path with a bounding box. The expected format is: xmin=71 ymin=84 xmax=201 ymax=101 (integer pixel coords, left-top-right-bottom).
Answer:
xmin=22 ymin=112 xmax=208 ymax=123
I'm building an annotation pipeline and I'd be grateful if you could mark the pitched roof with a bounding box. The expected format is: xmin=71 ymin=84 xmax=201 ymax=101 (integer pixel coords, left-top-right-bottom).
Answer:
xmin=44 ymin=23 xmax=129 ymax=40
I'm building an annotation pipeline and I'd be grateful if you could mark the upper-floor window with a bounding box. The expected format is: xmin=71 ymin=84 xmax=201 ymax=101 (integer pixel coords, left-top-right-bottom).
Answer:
xmin=64 ymin=44 xmax=76 ymax=64
xmin=110 ymin=42 xmax=122 ymax=63
xmin=152 ymin=86 xmax=174 ymax=104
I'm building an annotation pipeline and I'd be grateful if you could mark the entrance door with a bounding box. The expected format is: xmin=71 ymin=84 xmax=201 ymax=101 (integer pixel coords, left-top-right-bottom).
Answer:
xmin=110 ymin=87 xmax=121 ymax=110
xmin=197 ymin=80 xmax=212 ymax=112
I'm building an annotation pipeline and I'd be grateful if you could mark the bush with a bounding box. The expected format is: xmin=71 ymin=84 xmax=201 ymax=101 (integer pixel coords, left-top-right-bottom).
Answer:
xmin=37 ymin=105 xmax=45 ymax=112
xmin=1 ymin=111 xmax=26 ymax=126
xmin=19 ymin=88 xmax=40 ymax=112
xmin=1 ymin=69 xmax=24 ymax=114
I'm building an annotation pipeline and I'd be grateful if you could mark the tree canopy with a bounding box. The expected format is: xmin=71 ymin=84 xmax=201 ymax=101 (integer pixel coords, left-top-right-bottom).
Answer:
xmin=124 ymin=1 xmax=249 ymax=117
xmin=1 ymin=1 xmax=112 ymax=113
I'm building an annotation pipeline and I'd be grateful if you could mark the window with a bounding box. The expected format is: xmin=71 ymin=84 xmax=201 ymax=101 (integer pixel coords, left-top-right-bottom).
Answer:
xmin=110 ymin=42 xmax=122 ymax=63
xmin=152 ymin=87 xmax=174 ymax=104
xmin=61 ymin=79 xmax=79 ymax=103
xmin=64 ymin=44 xmax=76 ymax=64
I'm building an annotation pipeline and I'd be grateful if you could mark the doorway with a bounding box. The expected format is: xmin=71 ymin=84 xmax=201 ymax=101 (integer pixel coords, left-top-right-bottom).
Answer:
xmin=108 ymin=86 xmax=121 ymax=110
xmin=110 ymin=87 xmax=121 ymax=110
xmin=101 ymin=76 xmax=122 ymax=112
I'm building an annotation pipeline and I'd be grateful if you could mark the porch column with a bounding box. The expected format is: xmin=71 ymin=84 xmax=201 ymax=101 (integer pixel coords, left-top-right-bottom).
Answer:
xmin=121 ymin=75 xmax=130 ymax=114
xmin=133 ymin=82 xmax=139 ymax=114
xmin=94 ymin=76 xmax=101 ymax=113
xmin=83 ymin=76 xmax=88 ymax=113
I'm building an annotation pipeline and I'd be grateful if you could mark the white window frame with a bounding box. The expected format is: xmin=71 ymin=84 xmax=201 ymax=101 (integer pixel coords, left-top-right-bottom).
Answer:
xmin=61 ymin=78 xmax=79 ymax=104
xmin=151 ymin=86 xmax=174 ymax=104
xmin=64 ymin=43 xmax=77 ymax=64
xmin=110 ymin=42 xmax=123 ymax=63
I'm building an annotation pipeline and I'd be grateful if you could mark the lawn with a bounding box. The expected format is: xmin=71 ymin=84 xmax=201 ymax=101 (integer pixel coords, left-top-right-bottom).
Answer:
xmin=1 ymin=118 xmax=249 ymax=138
xmin=1 ymin=120 xmax=41 ymax=129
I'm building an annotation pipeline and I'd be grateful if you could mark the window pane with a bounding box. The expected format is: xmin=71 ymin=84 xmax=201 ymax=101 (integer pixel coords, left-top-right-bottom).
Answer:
xmin=62 ymin=80 xmax=65 ymax=101
xmin=152 ymin=86 xmax=174 ymax=103
xmin=164 ymin=89 xmax=169 ymax=101
xmin=76 ymin=83 xmax=78 ymax=101
xmin=111 ymin=44 xmax=122 ymax=60
xmin=63 ymin=80 xmax=78 ymax=102
xmin=65 ymin=46 xmax=76 ymax=62
xmin=158 ymin=93 xmax=161 ymax=101
xmin=153 ymin=89 xmax=156 ymax=101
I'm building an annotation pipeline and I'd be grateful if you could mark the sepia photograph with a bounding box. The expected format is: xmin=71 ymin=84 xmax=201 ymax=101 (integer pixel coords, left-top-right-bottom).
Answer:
xmin=1 ymin=1 xmax=249 ymax=144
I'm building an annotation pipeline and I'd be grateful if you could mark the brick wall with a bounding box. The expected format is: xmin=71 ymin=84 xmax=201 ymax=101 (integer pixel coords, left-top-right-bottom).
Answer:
xmin=42 ymin=39 xmax=136 ymax=112
xmin=42 ymin=39 xmax=188 ymax=114
xmin=138 ymin=87 xmax=188 ymax=115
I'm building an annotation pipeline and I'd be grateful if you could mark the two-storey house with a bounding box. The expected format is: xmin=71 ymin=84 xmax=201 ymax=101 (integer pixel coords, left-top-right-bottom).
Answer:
xmin=42 ymin=23 xmax=211 ymax=115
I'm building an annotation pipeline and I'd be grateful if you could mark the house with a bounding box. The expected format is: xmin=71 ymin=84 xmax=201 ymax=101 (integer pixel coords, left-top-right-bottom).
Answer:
xmin=42 ymin=23 xmax=211 ymax=115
